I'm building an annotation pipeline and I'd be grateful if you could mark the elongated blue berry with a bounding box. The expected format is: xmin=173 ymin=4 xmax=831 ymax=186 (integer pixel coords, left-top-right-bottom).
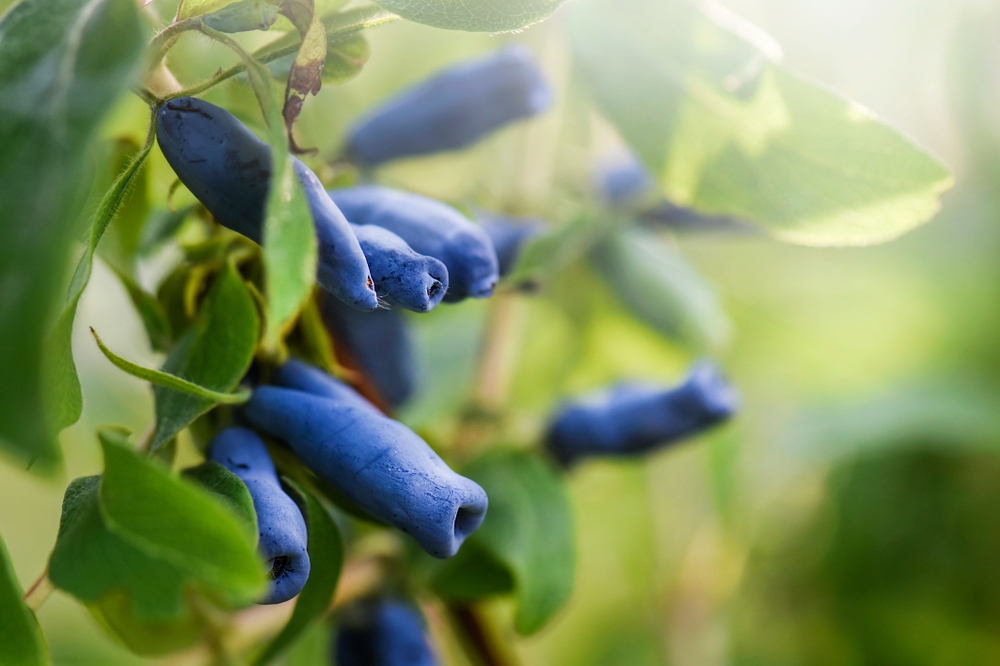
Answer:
xmin=244 ymin=359 xmax=488 ymax=558
xmin=321 ymin=295 xmax=418 ymax=409
xmin=156 ymin=97 xmax=377 ymax=311
xmin=349 ymin=223 xmax=448 ymax=312
xmin=330 ymin=186 xmax=499 ymax=302
xmin=478 ymin=212 xmax=544 ymax=277
xmin=546 ymin=362 xmax=739 ymax=466
xmin=335 ymin=599 xmax=438 ymax=666
xmin=207 ymin=427 xmax=310 ymax=605
xmin=346 ymin=45 xmax=551 ymax=166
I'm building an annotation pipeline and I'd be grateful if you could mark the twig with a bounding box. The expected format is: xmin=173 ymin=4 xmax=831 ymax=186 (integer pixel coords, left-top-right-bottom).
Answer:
xmin=446 ymin=604 xmax=522 ymax=666
xmin=23 ymin=569 xmax=53 ymax=612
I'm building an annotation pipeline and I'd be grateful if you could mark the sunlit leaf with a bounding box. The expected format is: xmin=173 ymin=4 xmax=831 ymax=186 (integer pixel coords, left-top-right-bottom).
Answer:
xmin=372 ymin=0 xmax=567 ymax=31
xmin=570 ymin=0 xmax=954 ymax=246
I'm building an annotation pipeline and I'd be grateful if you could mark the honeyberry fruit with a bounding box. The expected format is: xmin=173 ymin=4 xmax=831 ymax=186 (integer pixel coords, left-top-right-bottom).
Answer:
xmin=346 ymin=45 xmax=551 ymax=167
xmin=244 ymin=359 xmax=488 ymax=558
xmin=330 ymin=186 xmax=499 ymax=303
xmin=156 ymin=97 xmax=378 ymax=310
xmin=320 ymin=294 xmax=418 ymax=409
xmin=335 ymin=599 xmax=438 ymax=666
xmin=207 ymin=427 xmax=310 ymax=605
xmin=348 ymin=222 xmax=449 ymax=312
xmin=545 ymin=362 xmax=739 ymax=466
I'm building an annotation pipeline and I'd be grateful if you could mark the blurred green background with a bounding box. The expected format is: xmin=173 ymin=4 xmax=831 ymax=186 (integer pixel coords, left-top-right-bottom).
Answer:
xmin=4 ymin=0 xmax=1000 ymax=663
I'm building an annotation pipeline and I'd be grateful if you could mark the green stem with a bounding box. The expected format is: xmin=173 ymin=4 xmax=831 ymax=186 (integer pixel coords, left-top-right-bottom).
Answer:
xmin=147 ymin=17 xmax=204 ymax=71
xmin=164 ymin=8 xmax=400 ymax=101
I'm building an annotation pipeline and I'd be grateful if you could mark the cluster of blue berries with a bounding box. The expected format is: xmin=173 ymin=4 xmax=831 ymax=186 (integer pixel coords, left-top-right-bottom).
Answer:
xmin=157 ymin=45 xmax=739 ymax=657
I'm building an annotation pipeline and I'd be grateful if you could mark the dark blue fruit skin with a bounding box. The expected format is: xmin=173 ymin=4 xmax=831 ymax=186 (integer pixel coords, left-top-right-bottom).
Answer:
xmin=335 ymin=599 xmax=438 ymax=666
xmin=320 ymin=294 xmax=418 ymax=409
xmin=546 ymin=362 xmax=740 ymax=466
xmin=346 ymin=44 xmax=551 ymax=167
xmin=330 ymin=186 xmax=499 ymax=303
xmin=206 ymin=427 xmax=311 ymax=605
xmin=244 ymin=359 xmax=488 ymax=558
xmin=349 ymin=222 xmax=449 ymax=312
xmin=156 ymin=97 xmax=378 ymax=311
xmin=478 ymin=213 xmax=544 ymax=277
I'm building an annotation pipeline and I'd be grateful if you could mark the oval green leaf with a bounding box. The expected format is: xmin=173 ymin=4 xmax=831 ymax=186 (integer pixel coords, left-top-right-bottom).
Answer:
xmin=569 ymin=0 xmax=954 ymax=247
xmin=373 ymin=0 xmax=567 ymax=31
xmin=0 ymin=0 xmax=145 ymax=470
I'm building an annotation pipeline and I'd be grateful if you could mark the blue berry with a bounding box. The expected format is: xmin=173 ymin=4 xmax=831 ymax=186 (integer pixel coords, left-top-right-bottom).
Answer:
xmin=156 ymin=97 xmax=378 ymax=311
xmin=478 ymin=212 xmax=544 ymax=277
xmin=346 ymin=45 xmax=551 ymax=167
xmin=546 ymin=362 xmax=739 ymax=466
xmin=244 ymin=359 xmax=488 ymax=558
xmin=335 ymin=599 xmax=438 ymax=666
xmin=349 ymin=222 xmax=449 ymax=312
xmin=206 ymin=427 xmax=311 ymax=605
xmin=330 ymin=186 xmax=499 ymax=303
xmin=320 ymin=295 xmax=417 ymax=410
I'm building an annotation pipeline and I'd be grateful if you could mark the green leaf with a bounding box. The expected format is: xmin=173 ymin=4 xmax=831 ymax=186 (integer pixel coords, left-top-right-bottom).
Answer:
xmin=569 ymin=0 xmax=954 ymax=247
xmin=0 ymin=533 xmax=47 ymax=666
xmin=97 ymin=137 xmax=151 ymax=275
xmin=91 ymin=327 xmax=251 ymax=404
xmin=45 ymin=132 xmax=154 ymax=448
xmin=200 ymin=25 xmax=318 ymax=354
xmin=435 ymin=449 xmax=575 ymax=635
xmin=183 ymin=462 xmax=259 ymax=540
xmin=47 ymin=448 xmax=263 ymax=656
xmin=0 ymin=0 xmax=144 ymax=469
xmin=371 ymin=0 xmax=567 ymax=31
xmin=590 ymin=226 xmax=731 ymax=350
xmin=108 ymin=266 xmax=173 ymax=353
xmin=49 ymin=475 xmax=206 ymax=654
xmin=253 ymin=481 xmax=343 ymax=666
xmin=151 ymin=261 xmax=260 ymax=450
xmin=97 ymin=428 xmax=267 ymax=606
xmin=506 ymin=213 xmax=620 ymax=291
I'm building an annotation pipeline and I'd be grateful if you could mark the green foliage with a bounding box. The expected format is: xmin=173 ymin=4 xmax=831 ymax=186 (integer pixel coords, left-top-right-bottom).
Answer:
xmin=182 ymin=462 xmax=260 ymax=538
xmin=151 ymin=262 xmax=260 ymax=450
xmin=432 ymin=449 xmax=575 ymax=635
xmin=47 ymin=136 xmax=154 ymax=445
xmin=372 ymin=0 xmax=568 ymax=31
xmin=590 ymin=226 xmax=731 ymax=350
xmin=49 ymin=429 xmax=266 ymax=654
xmin=0 ymin=0 xmax=977 ymax=661
xmin=0 ymin=533 xmax=47 ymax=666
xmin=733 ymin=450 xmax=1000 ymax=664
xmin=569 ymin=0 xmax=954 ymax=247
xmin=92 ymin=327 xmax=252 ymax=404
xmin=0 ymin=0 xmax=144 ymax=469
xmin=253 ymin=481 xmax=343 ymax=665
